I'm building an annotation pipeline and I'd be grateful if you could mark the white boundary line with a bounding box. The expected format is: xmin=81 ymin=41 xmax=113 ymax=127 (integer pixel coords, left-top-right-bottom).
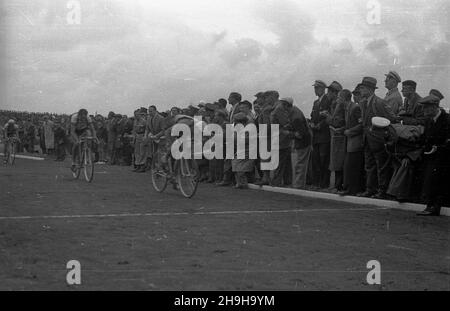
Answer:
xmin=248 ymin=184 xmax=450 ymax=217
xmin=0 ymin=153 xmax=44 ymax=161
xmin=0 ymin=207 xmax=390 ymax=221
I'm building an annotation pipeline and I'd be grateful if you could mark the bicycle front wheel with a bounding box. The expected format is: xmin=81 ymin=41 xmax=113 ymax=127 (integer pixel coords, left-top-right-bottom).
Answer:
xmin=83 ymin=147 xmax=94 ymax=182
xmin=151 ymin=156 xmax=168 ymax=193
xmin=177 ymin=158 xmax=199 ymax=198
xmin=9 ymin=142 xmax=16 ymax=165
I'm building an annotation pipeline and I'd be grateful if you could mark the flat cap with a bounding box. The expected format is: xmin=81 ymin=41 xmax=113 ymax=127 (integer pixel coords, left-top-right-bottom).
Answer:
xmin=239 ymin=100 xmax=253 ymax=109
xmin=280 ymin=97 xmax=294 ymax=106
xmin=402 ymin=80 xmax=417 ymax=89
xmin=312 ymin=80 xmax=327 ymax=88
xmin=429 ymin=89 xmax=444 ymax=100
xmin=385 ymin=71 xmax=402 ymax=83
xmin=264 ymin=90 xmax=279 ymax=98
xmin=205 ymin=103 xmax=218 ymax=111
xmin=419 ymin=95 xmax=440 ymax=106
xmin=327 ymin=81 xmax=343 ymax=92
xmin=229 ymin=92 xmax=242 ymax=101
xmin=254 ymin=92 xmax=265 ymax=98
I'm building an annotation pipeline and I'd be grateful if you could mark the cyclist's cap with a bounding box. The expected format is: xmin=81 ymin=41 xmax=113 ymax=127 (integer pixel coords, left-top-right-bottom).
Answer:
xmin=7 ymin=119 xmax=15 ymax=124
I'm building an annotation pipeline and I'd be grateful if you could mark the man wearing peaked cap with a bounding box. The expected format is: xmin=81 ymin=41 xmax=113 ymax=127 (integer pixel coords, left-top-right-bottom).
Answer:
xmin=327 ymin=81 xmax=343 ymax=114
xmin=358 ymin=76 xmax=397 ymax=199
xmin=429 ymin=89 xmax=444 ymax=101
xmin=384 ymin=70 xmax=403 ymax=115
xmin=310 ymin=79 xmax=332 ymax=189
xmin=416 ymin=94 xmax=450 ymax=216
xmin=313 ymin=80 xmax=327 ymax=89
xmin=399 ymin=80 xmax=425 ymax=125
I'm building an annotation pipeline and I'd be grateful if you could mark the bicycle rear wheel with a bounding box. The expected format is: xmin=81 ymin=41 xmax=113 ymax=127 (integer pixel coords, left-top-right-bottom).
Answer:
xmin=177 ymin=158 xmax=199 ymax=198
xmin=151 ymin=156 xmax=168 ymax=192
xmin=84 ymin=147 xmax=94 ymax=182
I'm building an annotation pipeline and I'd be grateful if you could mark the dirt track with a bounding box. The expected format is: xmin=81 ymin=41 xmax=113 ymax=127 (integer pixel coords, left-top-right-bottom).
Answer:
xmin=0 ymin=157 xmax=449 ymax=290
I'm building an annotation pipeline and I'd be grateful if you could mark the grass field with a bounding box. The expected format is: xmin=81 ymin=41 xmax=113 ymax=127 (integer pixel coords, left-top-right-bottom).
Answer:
xmin=0 ymin=157 xmax=449 ymax=290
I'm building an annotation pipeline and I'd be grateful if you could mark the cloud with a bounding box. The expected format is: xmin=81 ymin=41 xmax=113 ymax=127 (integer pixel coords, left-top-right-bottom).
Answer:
xmin=0 ymin=0 xmax=448 ymax=115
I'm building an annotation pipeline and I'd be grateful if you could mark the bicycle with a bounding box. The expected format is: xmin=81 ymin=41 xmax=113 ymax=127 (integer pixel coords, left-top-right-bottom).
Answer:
xmin=150 ymin=137 xmax=199 ymax=198
xmin=72 ymin=136 xmax=96 ymax=182
xmin=3 ymin=137 xmax=18 ymax=165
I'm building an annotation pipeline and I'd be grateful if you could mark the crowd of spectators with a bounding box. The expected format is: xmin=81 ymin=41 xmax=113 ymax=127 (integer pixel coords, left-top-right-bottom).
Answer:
xmin=1 ymin=70 xmax=449 ymax=215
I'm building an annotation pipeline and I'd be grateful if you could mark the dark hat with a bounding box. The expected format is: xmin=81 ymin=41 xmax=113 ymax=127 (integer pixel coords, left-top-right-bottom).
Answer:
xmin=264 ymin=90 xmax=280 ymax=98
xmin=233 ymin=112 xmax=248 ymax=123
xmin=352 ymin=84 xmax=363 ymax=95
xmin=139 ymin=107 xmax=148 ymax=114
xmin=239 ymin=100 xmax=253 ymax=109
xmin=385 ymin=71 xmax=402 ymax=83
xmin=171 ymin=106 xmax=181 ymax=112
xmin=402 ymin=80 xmax=417 ymax=89
xmin=327 ymin=81 xmax=343 ymax=92
xmin=205 ymin=103 xmax=218 ymax=112
xmin=188 ymin=105 xmax=200 ymax=113
xmin=312 ymin=80 xmax=327 ymax=88
xmin=360 ymin=77 xmax=378 ymax=89
xmin=280 ymin=97 xmax=294 ymax=106
xmin=215 ymin=109 xmax=228 ymax=119
xmin=254 ymin=91 xmax=265 ymax=98
xmin=218 ymin=98 xmax=227 ymax=107
xmin=229 ymin=92 xmax=242 ymax=102
xmin=429 ymin=89 xmax=444 ymax=100
xmin=419 ymin=95 xmax=440 ymax=106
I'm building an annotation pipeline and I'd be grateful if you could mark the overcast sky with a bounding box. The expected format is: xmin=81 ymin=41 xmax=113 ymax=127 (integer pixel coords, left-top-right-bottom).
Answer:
xmin=0 ymin=0 xmax=449 ymax=114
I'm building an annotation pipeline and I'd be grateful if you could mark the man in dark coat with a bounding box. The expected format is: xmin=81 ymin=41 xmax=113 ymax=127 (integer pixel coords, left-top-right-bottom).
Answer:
xmin=328 ymin=81 xmax=345 ymax=191
xmin=270 ymin=97 xmax=293 ymax=187
xmin=399 ymin=80 xmax=425 ymax=125
xmin=310 ymin=80 xmax=332 ymax=189
xmin=417 ymin=94 xmax=450 ymax=216
xmin=254 ymin=90 xmax=279 ymax=186
xmin=340 ymin=87 xmax=364 ymax=195
xmin=358 ymin=77 xmax=397 ymax=198
xmin=289 ymin=99 xmax=312 ymax=189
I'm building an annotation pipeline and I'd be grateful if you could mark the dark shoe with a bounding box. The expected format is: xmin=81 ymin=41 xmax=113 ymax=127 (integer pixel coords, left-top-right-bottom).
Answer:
xmin=338 ymin=190 xmax=351 ymax=196
xmin=357 ymin=190 xmax=376 ymax=198
xmin=234 ymin=184 xmax=248 ymax=189
xmin=216 ymin=181 xmax=232 ymax=187
xmin=70 ymin=164 xmax=77 ymax=172
xmin=417 ymin=205 xmax=441 ymax=216
xmin=372 ymin=192 xmax=391 ymax=200
xmin=255 ymin=179 xmax=269 ymax=186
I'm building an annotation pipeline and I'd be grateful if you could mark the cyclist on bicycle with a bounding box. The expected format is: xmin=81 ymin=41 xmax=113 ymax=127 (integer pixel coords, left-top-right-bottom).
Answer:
xmin=70 ymin=109 xmax=98 ymax=172
xmin=3 ymin=119 xmax=19 ymax=163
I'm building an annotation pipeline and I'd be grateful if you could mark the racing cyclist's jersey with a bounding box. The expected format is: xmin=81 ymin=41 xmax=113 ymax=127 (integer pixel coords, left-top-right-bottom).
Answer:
xmin=3 ymin=123 xmax=19 ymax=139
xmin=71 ymin=113 xmax=93 ymax=136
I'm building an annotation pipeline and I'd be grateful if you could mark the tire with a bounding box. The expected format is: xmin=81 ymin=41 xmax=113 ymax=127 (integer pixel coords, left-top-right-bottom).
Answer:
xmin=177 ymin=158 xmax=199 ymax=198
xmin=84 ymin=147 xmax=94 ymax=183
xmin=72 ymin=151 xmax=81 ymax=179
xmin=10 ymin=142 xmax=16 ymax=165
xmin=151 ymin=156 xmax=168 ymax=193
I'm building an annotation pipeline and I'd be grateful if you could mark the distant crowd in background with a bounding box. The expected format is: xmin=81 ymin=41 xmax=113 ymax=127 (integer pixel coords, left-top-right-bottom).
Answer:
xmin=1 ymin=71 xmax=449 ymax=215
